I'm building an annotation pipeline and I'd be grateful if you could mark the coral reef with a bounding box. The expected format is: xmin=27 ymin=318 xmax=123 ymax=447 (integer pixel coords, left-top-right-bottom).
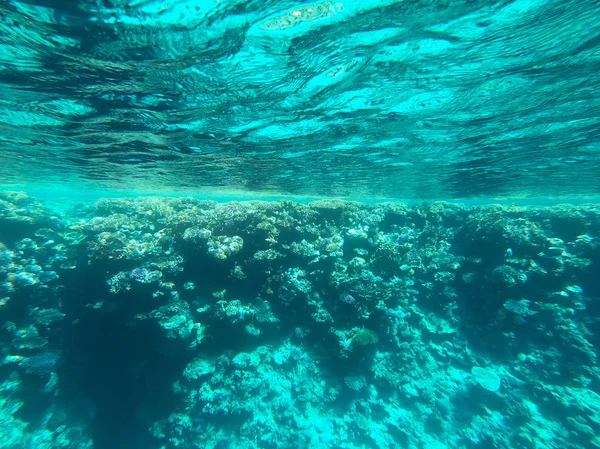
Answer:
xmin=0 ymin=193 xmax=599 ymax=449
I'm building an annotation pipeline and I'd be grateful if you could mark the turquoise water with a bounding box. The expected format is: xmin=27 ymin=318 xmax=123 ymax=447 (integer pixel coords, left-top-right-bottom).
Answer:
xmin=1 ymin=0 xmax=600 ymax=199
xmin=1 ymin=2 xmax=600 ymax=449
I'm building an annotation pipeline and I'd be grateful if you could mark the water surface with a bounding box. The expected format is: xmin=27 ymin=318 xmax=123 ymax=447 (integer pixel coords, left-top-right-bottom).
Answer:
xmin=1 ymin=0 xmax=599 ymax=199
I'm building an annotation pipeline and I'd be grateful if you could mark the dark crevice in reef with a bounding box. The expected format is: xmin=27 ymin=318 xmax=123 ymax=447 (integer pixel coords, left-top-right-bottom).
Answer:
xmin=56 ymin=268 xmax=185 ymax=449
xmin=60 ymin=310 xmax=185 ymax=449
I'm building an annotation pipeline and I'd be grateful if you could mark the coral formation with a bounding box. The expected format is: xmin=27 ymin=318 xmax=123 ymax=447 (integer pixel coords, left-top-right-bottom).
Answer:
xmin=0 ymin=193 xmax=599 ymax=449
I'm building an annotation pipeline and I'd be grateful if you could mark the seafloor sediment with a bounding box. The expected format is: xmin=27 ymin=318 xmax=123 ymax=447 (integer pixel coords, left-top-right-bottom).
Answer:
xmin=0 ymin=191 xmax=599 ymax=449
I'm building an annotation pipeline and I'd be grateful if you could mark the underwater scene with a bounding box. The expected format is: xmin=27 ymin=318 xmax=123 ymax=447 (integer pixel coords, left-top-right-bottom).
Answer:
xmin=1 ymin=1 xmax=600 ymax=449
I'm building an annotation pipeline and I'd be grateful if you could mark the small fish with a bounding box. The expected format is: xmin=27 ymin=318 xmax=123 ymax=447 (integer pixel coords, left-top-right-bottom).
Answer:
xmin=18 ymin=352 xmax=60 ymax=376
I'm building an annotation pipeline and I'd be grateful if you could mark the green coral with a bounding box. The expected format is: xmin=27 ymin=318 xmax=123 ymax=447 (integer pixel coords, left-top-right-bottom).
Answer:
xmin=351 ymin=328 xmax=379 ymax=346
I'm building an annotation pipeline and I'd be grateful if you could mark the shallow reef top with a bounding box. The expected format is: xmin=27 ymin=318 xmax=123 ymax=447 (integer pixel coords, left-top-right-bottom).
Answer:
xmin=1 ymin=0 xmax=600 ymax=199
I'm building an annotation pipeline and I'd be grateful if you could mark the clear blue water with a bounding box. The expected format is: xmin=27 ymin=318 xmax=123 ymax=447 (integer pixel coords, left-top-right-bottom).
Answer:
xmin=1 ymin=0 xmax=600 ymax=200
